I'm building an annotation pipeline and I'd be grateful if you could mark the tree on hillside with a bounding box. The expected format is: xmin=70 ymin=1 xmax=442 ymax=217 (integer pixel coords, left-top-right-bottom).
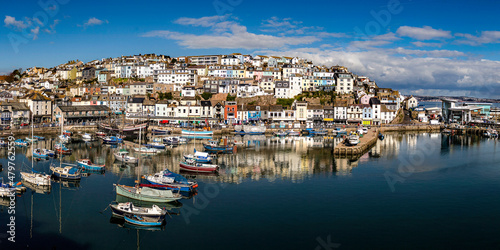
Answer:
xmin=201 ymin=92 xmax=213 ymax=100
xmin=226 ymin=95 xmax=236 ymax=101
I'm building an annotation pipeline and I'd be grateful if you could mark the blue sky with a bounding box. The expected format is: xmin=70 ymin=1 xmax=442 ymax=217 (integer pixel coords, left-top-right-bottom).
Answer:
xmin=1 ymin=0 xmax=500 ymax=98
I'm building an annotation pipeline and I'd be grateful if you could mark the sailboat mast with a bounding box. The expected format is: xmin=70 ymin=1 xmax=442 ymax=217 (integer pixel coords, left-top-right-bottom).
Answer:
xmin=137 ymin=127 xmax=141 ymax=185
xmin=59 ymin=182 xmax=62 ymax=234
xmin=31 ymin=112 xmax=33 ymax=170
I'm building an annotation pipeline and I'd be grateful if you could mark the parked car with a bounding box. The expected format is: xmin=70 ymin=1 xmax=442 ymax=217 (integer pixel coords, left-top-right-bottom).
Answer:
xmin=20 ymin=123 xmax=29 ymax=126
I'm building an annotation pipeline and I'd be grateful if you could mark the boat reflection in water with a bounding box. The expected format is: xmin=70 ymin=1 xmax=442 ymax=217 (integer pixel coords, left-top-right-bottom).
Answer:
xmin=109 ymin=215 xmax=166 ymax=231
xmin=52 ymin=178 xmax=81 ymax=190
xmin=22 ymin=180 xmax=52 ymax=194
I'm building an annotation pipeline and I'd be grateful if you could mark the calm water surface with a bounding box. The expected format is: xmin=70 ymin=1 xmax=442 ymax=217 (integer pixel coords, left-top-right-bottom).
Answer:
xmin=1 ymin=133 xmax=499 ymax=249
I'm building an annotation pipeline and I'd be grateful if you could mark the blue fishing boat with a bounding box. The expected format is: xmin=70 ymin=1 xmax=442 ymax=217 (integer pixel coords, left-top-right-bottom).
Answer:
xmin=50 ymin=165 xmax=81 ymax=180
xmin=58 ymin=134 xmax=71 ymax=143
xmin=184 ymin=149 xmax=213 ymax=163
xmin=310 ymin=129 xmax=328 ymax=136
xmin=77 ymin=159 xmax=105 ymax=172
xmin=142 ymin=169 xmax=198 ymax=192
xmin=54 ymin=143 xmax=72 ymax=154
xmin=15 ymin=139 xmax=29 ymax=146
xmin=33 ymin=148 xmax=49 ymax=159
xmin=102 ymin=136 xmax=123 ymax=144
xmin=378 ymin=132 xmax=385 ymax=140
xmin=181 ymin=129 xmax=214 ymax=136
xmin=143 ymin=142 xmax=166 ymax=149
xmin=42 ymin=148 xmax=55 ymax=157
xmin=203 ymin=140 xmax=234 ymax=153
xmin=124 ymin=214 xmax=164 ymax=227
xmin=33 ymin=135 xmax=45 ymax=140
xmin=0 ymin=177 xmax=21 ymax=197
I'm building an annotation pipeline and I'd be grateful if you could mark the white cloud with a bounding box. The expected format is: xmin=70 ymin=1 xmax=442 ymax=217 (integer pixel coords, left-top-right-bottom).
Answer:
xmin=4 ymin=15 xmax=28 ymax=30
xmin=317 ymin=32 xmax=350 ymax=38
xmin=80 ymin=17 xmax=107 ymax=28
xmin=391 ymin=47 xmax=465 ymax=57
xmin=260 ymin=17 xmax=338 ymax=37
xmin=31 ymin=26 xmax=40 ymax=40
xmin=44 ymin=19 xmax=60 ymax=34
xmin=396 ymin=26 xmax=452 ymax=40
xmin=257 ymin=47 xmax=500 ymax=98
xmin=456 ymin=31 xmax=500 ymax=45
xmin=174 ymin=15 xmax=226 ymax=27
xmin=349 ymin=40 xmax=392 ymax=49
xmin=411 ymin=41 xmax=443 ymax=47
xmin=143 ymin=16 xmax=320 ymax=49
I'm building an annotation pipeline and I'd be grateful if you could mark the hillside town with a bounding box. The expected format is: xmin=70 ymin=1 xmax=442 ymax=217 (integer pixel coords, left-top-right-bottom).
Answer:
xmin=0 ymin=53 xmax=498 ymax=129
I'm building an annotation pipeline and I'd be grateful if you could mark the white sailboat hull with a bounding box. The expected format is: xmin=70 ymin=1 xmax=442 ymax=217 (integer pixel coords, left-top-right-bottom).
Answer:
xmin=21 ymin=172 xmax=51 ymax=186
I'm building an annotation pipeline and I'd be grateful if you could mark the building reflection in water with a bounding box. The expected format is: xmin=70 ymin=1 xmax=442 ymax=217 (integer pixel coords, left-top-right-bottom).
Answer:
xmin=20 ymin=132 xmax=484 ymax=185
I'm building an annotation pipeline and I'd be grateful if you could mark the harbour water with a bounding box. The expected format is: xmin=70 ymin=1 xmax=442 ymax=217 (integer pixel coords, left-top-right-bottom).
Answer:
xmin=1 ymin=133 xmax=500 ymax=249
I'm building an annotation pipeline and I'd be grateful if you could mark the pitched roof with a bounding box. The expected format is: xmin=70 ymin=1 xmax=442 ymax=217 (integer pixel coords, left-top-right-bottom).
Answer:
xmin=57 ymin=105 xmax=110 ymax=112
xmin=23 ymin=92 xmax=51 ymax=101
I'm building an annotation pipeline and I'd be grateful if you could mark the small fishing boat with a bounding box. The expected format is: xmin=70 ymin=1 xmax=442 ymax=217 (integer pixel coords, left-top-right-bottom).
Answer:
xmin=33 ymin=148 xmax=49 ymax=159
xmin=0 ymin=178 xmax=18 ymax=197
xmin=114 ymin=149 xmax=138 ymax=164
xmin=143 ymin=169 xmax=198 ymax=192
xmin=63 ymin=130 xmax=73 ymax=136
xmin=0 ymin=139 xmax=7 ymax=147
xmin=114 ymin=184 xmax=182 ymax=203
xmin=347 ymin=134 xmax=360 ymax=146
xmin=102 ymin=136 xmax=123 ymax=144
xmin=26 ymin=137 xmax=38 ymax=143
xmin=273 ymin=131 xmax=288 ymax=137
xmin=134 ymin=147 xmax=159 ymax=155
xmin=178 ymin=137 xmax=190 ymax=144
xmin=332 ymin=128 xmax=348 ymax=137
xmin=124 ymin=214 xmax=164 ymax=227
xmin=181 ymin=129 xmax=213 ymax=136
xmin=15 ymin=139 xmax=29 ymax=146
xmin=77 ymin=159 xmax=105 ymax=172
xmin=378 ymin=132 xmax=385 ymax=140
xmin=311 ymin=129 xmax=328 ymax=136
xmin=242 ymin=125 xmax=266 ymax=135
xmin=203 ymin=140 xmax=234 ymax=154
xmin=95 ymin=131 xmax=106 ymax=138
xmin=287 ymin=130 xmax=300 ymax=136
xmin=184 ymin=149 xmax=213 ymax=163
xmin=50 ymin=165 xmax=82 ymax=180
xmin=33 ymin=135 xmax=45 ymax=140
xmin=110 ymin=202 xmax=166 ymax=219
xmin=163 ymin=137 xmax=179 ymax=146
xmin=143 ymin=142 xmax=166 ymax=150
xmin=42 ymin=148 xmax=55 ymax=157
xmin=152 ymin=129 xmax=170 ymax=135
xmin=54 ymin=143 xmax=72 ymax=154
xmin=58 ymin=134 xmax=71 ymax=143
xmin=82 ymin=133 xmax=93 ymax=141
xmin=179 ymin=159 xmax=219 ymax=173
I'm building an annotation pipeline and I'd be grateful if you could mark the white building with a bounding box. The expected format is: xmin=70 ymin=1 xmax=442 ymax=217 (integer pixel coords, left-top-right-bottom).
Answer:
xmin=335 ymin=73 xmax=354 ymax=94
